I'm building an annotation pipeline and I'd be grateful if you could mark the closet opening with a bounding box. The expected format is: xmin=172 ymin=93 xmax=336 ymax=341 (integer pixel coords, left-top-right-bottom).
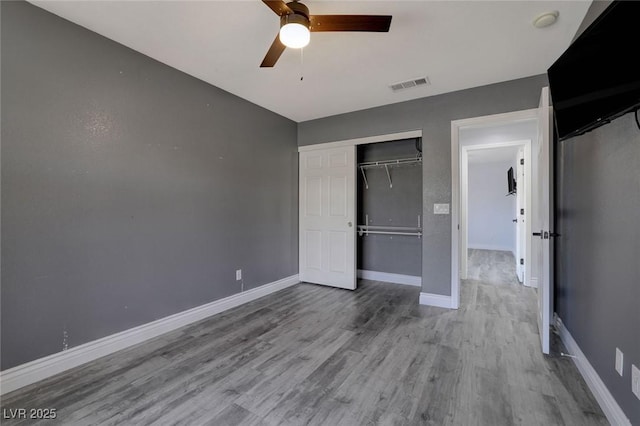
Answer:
xmin=356 ymin=138 xmax=423 ymax=287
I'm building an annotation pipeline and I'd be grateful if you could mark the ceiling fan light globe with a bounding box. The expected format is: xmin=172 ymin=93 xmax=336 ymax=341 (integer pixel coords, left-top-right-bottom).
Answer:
xmin=279 ymin=23 xmax=310 ymax=49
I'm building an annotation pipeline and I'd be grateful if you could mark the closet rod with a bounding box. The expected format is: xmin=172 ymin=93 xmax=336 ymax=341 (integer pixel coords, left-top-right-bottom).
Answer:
xmin=358 ymin=157 xmax=422 ymax=168
xmin=360 ymin=230 xmax=422 ymax=236
xmin=361 ymin=225 xmax=421 ymax=231
xmin=357 ymin=221 xmax=422 ymax=237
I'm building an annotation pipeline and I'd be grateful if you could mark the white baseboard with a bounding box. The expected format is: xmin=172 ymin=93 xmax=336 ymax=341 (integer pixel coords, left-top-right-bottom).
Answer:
xmin=555 ymin=315 xmax=631 ymax=426
xmin=529 ymin=277 xmax=539 ymax=288
xmin=357 ymin=270 xmax=421 ymax=287
xmin=468 ymin=244 xmax=514 ymax=253
xmin=419 ymin=292 xmax=454 ymax=309
xmin=0 ymin=275 xmax=299 ymax=395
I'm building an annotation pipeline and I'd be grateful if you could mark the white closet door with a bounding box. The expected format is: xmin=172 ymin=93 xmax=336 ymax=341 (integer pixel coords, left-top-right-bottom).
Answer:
xmin=299 ymin=146 xmax=356 ymax=290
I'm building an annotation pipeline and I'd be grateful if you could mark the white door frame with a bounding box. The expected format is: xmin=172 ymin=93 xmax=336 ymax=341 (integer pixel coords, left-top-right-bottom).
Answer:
xmin=298 ymin=130 xmax=423 ymax=153
xmin=298 ymin=129 xmax=424 ymax=285
xmin=451 ymin=108 xmax=538 ymax=309
xmin=460 ymin=140 xmax=532 ymax=285
xmin=515 ymin=147 xmax=526 ymax=283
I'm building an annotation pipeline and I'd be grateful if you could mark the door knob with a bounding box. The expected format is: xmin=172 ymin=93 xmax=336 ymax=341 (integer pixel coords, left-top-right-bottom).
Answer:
xmin=348 ymin=222 xmax=353 ymax=227
xmin=533 ymin=230 xmax=561 ymax=239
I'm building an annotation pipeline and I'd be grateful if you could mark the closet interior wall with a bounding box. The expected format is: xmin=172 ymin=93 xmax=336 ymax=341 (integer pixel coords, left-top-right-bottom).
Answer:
xmin=357 ymin=139 xmax=423 ymax=278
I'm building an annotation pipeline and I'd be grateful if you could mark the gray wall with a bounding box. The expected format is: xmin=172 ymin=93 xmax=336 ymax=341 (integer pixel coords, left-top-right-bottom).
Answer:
xmin=556 ymin=112 xmax=640 ymax=425
xmin=554 ymin=1 xmax=639 ymax=423
xmin=1 ymin=1 xmax=298 ymax=370
xmin=299 ymin=75 xmax=548 ymax=295
xmin=358 ymin=139 xmax=422 ymax=276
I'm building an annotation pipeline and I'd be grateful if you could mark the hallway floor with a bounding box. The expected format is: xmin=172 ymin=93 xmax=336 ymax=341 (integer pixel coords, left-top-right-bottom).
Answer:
xmin=467 ymin=248 xmax=522 ymax=285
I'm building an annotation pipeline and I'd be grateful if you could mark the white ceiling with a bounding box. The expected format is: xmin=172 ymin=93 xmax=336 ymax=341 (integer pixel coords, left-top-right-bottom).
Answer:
xmin=31 ymin=0 xmax=592 ymax=122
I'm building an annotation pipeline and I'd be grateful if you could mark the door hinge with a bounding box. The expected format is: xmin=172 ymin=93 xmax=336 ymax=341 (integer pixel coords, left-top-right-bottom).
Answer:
xmin=520 ymin=208 xmax=524 ymax=215
xmin=520 ymin=258 xmax=524 ymax=265
xmin=520 ymin=158 xmax=524 ymax=165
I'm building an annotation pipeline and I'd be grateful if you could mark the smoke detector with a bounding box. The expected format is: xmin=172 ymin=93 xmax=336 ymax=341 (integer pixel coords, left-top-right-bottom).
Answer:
xmin=533 ymin=11 xmax=559 ymax=28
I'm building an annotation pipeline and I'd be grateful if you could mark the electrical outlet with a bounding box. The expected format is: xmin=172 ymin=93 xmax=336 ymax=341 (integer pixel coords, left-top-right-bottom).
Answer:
xmin=615 ymin=348 xmax=624 ymax=376
xmin=632 ymin=364 xmax=640 ymax=400
xmin=236 ymin=269 xmax=242 ymax=281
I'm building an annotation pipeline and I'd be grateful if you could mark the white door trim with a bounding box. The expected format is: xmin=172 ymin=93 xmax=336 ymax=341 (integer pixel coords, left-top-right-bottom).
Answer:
xmin=451 ymin=108 xmax=538 ymax=309
xmin=515 ymin=147 xmax=526 ymax=283
xmin=298 ymin=130 xmax=423 ymax=152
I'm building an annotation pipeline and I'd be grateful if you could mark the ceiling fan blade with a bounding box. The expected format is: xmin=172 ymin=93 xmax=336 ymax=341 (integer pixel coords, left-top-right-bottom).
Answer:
xmin=260 ymin=34 xmax=287 ymax=68
xmin=262 ymin=0 xmax=293 ymax=16
xmin=310 ymin=15 xmax=392 ymax=32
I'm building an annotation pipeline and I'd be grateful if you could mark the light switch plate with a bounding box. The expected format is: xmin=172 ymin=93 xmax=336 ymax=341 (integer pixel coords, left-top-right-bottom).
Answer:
xmin=236 ymin=269 xmax=242 ymax=281
xmin=434 ymin=203 xmax=450 ymax=215
xmin=632 ymin=364 xmax=640 ymax=400
xmin=615 ymin=348 xmax=624 ymax=376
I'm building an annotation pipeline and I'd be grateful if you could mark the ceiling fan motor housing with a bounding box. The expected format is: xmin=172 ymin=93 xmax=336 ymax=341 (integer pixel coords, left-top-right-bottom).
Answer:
xmin=280 ymin=1 xmax=310 ymax=28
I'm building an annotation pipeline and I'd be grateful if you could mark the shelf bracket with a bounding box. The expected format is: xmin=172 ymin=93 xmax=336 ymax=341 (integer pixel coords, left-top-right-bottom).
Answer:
xmin=357 ymin=157 xmax=421 ymax=190
xmin=384 ymin=164 xmax=392 ymax=188
xmin=360 ymin=167 xmax=369 ymax=189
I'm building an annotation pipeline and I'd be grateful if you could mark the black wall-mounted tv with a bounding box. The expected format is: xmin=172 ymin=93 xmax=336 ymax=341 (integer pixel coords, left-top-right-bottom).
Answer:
xmin=507 ymin=167 xmax=516 ymax=195
xmin=547 ymin=1 xmax=640 ymax=141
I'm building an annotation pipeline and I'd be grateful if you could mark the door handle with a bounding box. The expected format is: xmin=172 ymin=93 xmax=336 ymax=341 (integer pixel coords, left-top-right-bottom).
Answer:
xmin=512 ymin=219 xmax=518 ymax=223
xmin=533 ymin=230 xmax=561 ymax=238
xmin=348 ymin=222 xmax=353 ymax=227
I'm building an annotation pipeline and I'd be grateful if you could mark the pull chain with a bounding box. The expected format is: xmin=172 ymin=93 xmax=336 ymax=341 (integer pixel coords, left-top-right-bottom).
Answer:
xmin=300 ymin=47 xmax=304 ymax=81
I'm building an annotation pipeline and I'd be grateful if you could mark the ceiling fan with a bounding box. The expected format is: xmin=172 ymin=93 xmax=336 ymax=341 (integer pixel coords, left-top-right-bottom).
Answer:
xmin=260 ymin=0 xmax=392 ymax=67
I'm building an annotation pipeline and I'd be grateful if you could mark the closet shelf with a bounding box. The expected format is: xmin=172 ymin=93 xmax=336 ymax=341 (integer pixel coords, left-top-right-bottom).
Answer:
xmin=359 ymin=156 xmax=422 ymax=189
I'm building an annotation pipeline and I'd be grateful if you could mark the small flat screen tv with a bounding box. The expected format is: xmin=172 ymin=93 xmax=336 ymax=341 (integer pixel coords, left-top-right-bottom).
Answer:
xmin=547 ymin=1 xmax=640 ymax=141
xmin=507 ymin=167 xmax=516 ymax=195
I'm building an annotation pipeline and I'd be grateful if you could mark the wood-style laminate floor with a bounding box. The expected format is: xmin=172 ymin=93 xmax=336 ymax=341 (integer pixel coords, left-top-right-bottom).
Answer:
xmin=1 ymin=250 xmax=607 ymax=425
xmin=467 ymin=249 xmax=523 ymax=285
